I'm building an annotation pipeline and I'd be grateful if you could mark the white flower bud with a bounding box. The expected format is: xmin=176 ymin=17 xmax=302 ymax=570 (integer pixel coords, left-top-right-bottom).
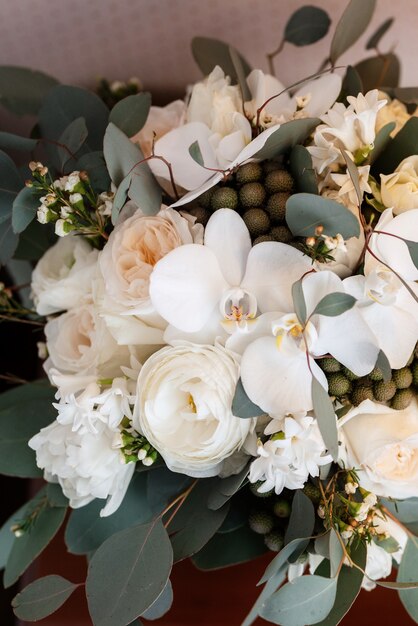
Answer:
xmin=137 ymin=448 xmax=148 ymax=461
xmin=37 ymin=205 xmax=50 ymax=224
xmin=142 ymin=456 xmax=155 ymax=466
xmin=64 ymin=172 xmax=81 ymax=192
xmin=37 ymin=341 xmax=48 ymax=360
xmin=70 ymin=193 xmax=83 ymax=205
xmin=345 ymin=481 xmax=358 ymax=495
xmin=55 ymin=219 xmax=70 ymax=237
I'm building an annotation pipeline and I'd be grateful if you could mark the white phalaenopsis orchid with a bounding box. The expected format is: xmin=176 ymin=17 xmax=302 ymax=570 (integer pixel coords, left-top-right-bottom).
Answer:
xmin=149 ymin=208 xmax=313 ymax=343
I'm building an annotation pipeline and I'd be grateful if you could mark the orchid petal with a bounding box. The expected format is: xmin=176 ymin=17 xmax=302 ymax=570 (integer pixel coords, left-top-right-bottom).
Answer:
xmin=204 ymin=209 xmax=252 ymax=286
xmin=151 ymin=122 xmax=218 ymax=190
xmin=149 ymin=244 xmax=228 ymax=332
xmin=225 ymin=312 xmax=281 ymax=355
xmin=294 ymin=74 xmax=342 ymax=118
xmin=246 ymin=69 xmax=291 ymax=115
xmin=242 ymin=242 xmax=312 ymax=313
xmin=240 ymin=336 xmax=327 ymax=416
xmin=164 ymin=306 xmax=227 ymax=346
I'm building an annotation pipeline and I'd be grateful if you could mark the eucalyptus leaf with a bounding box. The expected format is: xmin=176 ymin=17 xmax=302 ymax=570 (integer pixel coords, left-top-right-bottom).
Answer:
xmin=260 ymin=574 xmax=338 ymax=626
xmin=207 ymin=464 xmax=249 ymax=510
xmin=0 ymin=132 xmax=38 ymax=153
xmin=341 ymin=149 xmax=362 ymax=206
xmin=291 ymin=279 xmax=307 ymax=325
xmin=232 ymin=379 xmax=264 ymax=419
xmin=329 ymin=529 xmax=344 ymax=578
xmin=109 ymin=92 xmax=151 ymax=137
xmin=253 ymin=118 xmax=320 ymax=161
xmin=146 ymin=466 xmax=192 ymax=514
xmin=141 ymin=579 xmax=173 ymax=621
xmin=12 ymin=575 xmax=78 ymax=621
xmin=312 ymin=292 xmax=356 ymax=317
xmin=315 ymin=542 xmax=366 ymax=626
xmin=4 ymin=488 xmax=67 ymax=587
xmin=258 ymin=537 xmax=311 ymax=586
xmin=0 ymin=502 xmax=29 ymax=570
xmin=57 ymin=116 xmax=88 ymax=171
xmin=188 ymin=140 xmax=205 ymax=167
xmin=86 ymin=519 xmax=173 ymax=626
xmin=0 ymin=66 xmax=59 ymax=115
xmin=46 ymin=483 xmax=69 ymax=508
xmin=373 ymin=117 xmax=418 ymax=174
xmin=404 ymin=239 xmax=418 ymax=270
xmin=311 ymin=376 xmax=339 ymax=461
xmin=354 ymin=53 xmax=400 ymax=92
xmin=192 ymin=524 xmax=267 ymax=570
xmin=341 ymin=66 xmax=363 ymax=99
xmin=191 ymin=37 xmax=252 ymax=85
xmin=289 ymin=145 xmax=318 ymax=195
xmin=375 ymin=349 xmax=392 ymax=383
xmin=398 ymin=538 xmax=418 ymax=619
xmin=229 ymin=45 xmax=251 ymax=101
xmin=12 ymin=186 xmax=40 ymax=234
xmin=14 ymin=220 xmax=56 ymax=261
xmin=77 ymin=151 xmax=111 ymax=193
xmin=284 ymin=491 xmax=315 ymax=560
xmin=286 ymin=193 xmax=360 ymax=239
xmin=382 ymin=498 xmax=418 ymax=527
xmin=65 ymin=472 xmax=151 ymax=555
xmin=366 ymin=17 xmax=394 ymax=50
xmin=0 ymin=382 xmax=56 ymax=477
xmin=0 ymin=149 xmax=23 ymax=220
xmin=330 ymin=0 xmax=376 ymax=65
xmin=369 ymin=122 xmax=396 ymax=164
xmin=241 ymin=567 xmax=288 ymax=626
xmin=285 ymin=7 xmax=331 ymax=47
xmin=0 ymin=219 xmax=18 ymax=266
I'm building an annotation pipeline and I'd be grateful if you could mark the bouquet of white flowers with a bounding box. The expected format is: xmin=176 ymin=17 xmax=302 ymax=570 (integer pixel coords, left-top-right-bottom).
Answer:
xmin=1 ymin=1 xmax=418 ymax=624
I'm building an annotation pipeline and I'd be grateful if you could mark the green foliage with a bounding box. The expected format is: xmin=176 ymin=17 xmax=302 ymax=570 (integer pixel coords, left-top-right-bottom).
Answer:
xmin=341 ymin=149 xmax=362 ymax=205
xmin=366 ymin=17 xmax=394 ymax=50
xmin=330 ymin=0 xmax=376 ymax=65
xmin=0 ymin=382 xmax=56 ymax=477
xmin=146 ymin=466 xmax=192 ymax=514
xmin=286 ymin=193 xmax=360 ymax=240
xmin=141 ymin=579 xmax=173 ymax=621
xmin=12 ymin=186 xmax=41 ymax=234
xmin=312 ymin=376 xmax=339 ymax=461
xmin=0 ymin=149 xmax=23 ymax=264
xmin=191 ymin=37 xmax=252 ymax=85
xmin=382 ymin=498 xmax=418 ymax=534
xmin=291 ymin=278 xmax=307 ymax=325
xmin=192 ymin=524 xmax=267 ymax=570
xmin=77 ymin=151 xmax=111 ymax=193
xmin=242 ymin=567 xmax=288 ymax=626
xmin=0 ymin=132 xmax=37 ymax=152
xmin=258 ymin=537 xmax=311 ymax=586
xmin=57 ymin=117 xmax=88 ymax=171
xmin=369 ymin=122 xmax=396 ymax=164
xmin=373 ymin=117 xmax=418 ymax=175
xmin=86 ymin=519 xmax=173 ymax=626
xmin=0 ymin=502 xmax=28 ymax=570
xmin=0 ymin=66 xmax=59 ymax=115
xmin=354 ymin=53 xmax=400 ymax=92
xmin=312 ymin=293 xmax=356 ymax=318
xmin=13 ymin=220 xmax=56 ymax=261
xmin=404 ymin=239 xmax=418 ymax=270
xmin=289 ymin=145 xmax=318 ymax=195
xmin=65 ymin=472 xmax=152 ymax=555
xmin=207 ymin=464 xmax=249 ymax=510
xmin=232 ymin=379 xmax=264 ymax=419
xmin=398 ymin=538 xmax=418 ymax=620
xmin=109 ymin=92 xmax=152 ymax=137
xmin=3 ymin=487 xmax=67 ymax=588
xmin=341 ymin=66 xmax=363 ymax=99
xmin=284 ymin=7 xmax=331 ymax=47
xmin=253 ymin=118 xmax=320 ymax=161
xmin=284 ymin=491 xmax=314 ymax=561
xmin=12 ymin=575 xmax=78 ymax=621
xmin=103 ymin=122 xmax=161 ymax=222
xmin=188 ymin=140 xmax=204 ymax=167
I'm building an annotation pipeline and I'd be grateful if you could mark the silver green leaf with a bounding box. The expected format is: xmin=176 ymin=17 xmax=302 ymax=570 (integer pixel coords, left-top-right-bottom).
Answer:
xmin=188 ymin=140 xmax=205 ymax=167
xmin=191 ymin=37 xmax=252 ymax=85
xmin=284 ymin=491 xmax=315 ymax=560
xmin=330 ymin=0 xmax=376 ymax=65
xmin=286 ymin=193 xmax=360 ymax=239
xmin=0 ymin=66 xmax=59 ymax=115
xmin=374 ymin=117 xmax=418 ymax=174
xmin=12 ymin=186 xmax=40 ymax=234
xmin=12 ymin=575 xmax=78 ymax=621
xmin=311 ymin=292 xmax=356 ymax=318
xmin=86 ymin=519 xmax=173 ymax=626
xmin=375 ymin=349 xmax=392 ymax=383
xmin=366 ymin=17 xmax=394 ymax=50
xmin=311 ymin=376 xmax=339 ymax=461
xmin=260 ymin=574 xmax=338 ymax=626
xmin=329 ymin=529 xmax=344 ymax=578
xmin=253 ymin=118 xmax=320 ymax=161
xmin=354 ymin=53 xmax=400 ymax=92
xmin=57 ymin=116 xmax=88 ymax=171
xmin=141 ymin=579 xmax=173 ymax=621
xmin=242 ymin=567 xmax=288 ymax=626
xmin=109 ymin=92 xmax=152 ymax=137
xmin=207 ymin=464 xmax=249 ymax=511
xmin=285 ymin=7 xmax=331 ymax=47
xmin=398 ymin=537 xmax=418 ymax=619
xmin=291 ymin=278 xmax=307 ymax=325
xmin=0 ymin=132 xmax=37 ymax=152
xmin=341 ymin=149 xmax=362 ymax=206
xmin=289 ymin=145 xmax=318 ymax=195
xmin=232 ymin=379 xmax=264 ymax=419
xmin=369 ymin=122 xmax=396 ymax=165
xmin=258 ymin=537 xmax=311 ymax=586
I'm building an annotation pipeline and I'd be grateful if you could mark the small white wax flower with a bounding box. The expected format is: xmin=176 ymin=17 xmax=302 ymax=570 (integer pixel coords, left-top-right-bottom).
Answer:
xmin=64 ymin=172 xmax=81 ymax=192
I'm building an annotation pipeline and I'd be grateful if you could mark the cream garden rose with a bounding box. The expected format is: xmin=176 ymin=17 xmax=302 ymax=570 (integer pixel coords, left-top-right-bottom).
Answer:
xmin=31 ymin=235 xmax=99 ymax=315
xmin=339 ymin=399 xmax=418 ymax=499
xmin=131 ymin=100 xmax=186 ymax=158
xmin=133 ymin=343 xmax=256 ymax=478
xmin=381 ymin=155 xmax=418 ymax=213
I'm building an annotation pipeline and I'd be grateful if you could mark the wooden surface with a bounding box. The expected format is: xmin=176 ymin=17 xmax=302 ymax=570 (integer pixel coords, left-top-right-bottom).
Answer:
xmin=24 ymin=527 xmax=415 ymax=626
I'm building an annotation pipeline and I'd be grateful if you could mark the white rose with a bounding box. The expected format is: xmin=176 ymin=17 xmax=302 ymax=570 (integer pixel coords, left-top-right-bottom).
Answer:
xmin=29 ymin=419 xmax=135 ymax=516
xmin=376 ymin=94 xmax=415 ymax=138
xmin=381 ymin=156 xmax=418 ymax=213
xmin=339 ymin=399 xmax=418 ymax=499
xmin=98 ymin=206 xmax=202 ymax=346
xmin=131 ymin=100 xmax=186 ymax=158
xmin=31 ymin=235 xmax=99 ymax=315
xmin=133 ymin=343 xmax=255 ymax=477
xmin=44 ymin=298 xmax=130 ymax=379
xmin=365 ymin=208 xmax=418 ymax=282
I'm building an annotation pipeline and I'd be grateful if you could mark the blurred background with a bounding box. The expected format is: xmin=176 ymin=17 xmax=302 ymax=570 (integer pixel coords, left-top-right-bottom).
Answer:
xmin=0 ymin=0 xmax=417 ymax=624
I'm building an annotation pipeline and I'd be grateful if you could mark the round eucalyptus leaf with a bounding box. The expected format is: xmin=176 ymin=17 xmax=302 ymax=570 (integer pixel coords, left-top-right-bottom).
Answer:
xmin=285 ymin=7 xmax=331 ymax=47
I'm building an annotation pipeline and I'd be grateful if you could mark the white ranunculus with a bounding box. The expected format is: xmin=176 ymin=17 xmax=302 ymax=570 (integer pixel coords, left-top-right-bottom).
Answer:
xmin=98 ymin=205 xmax=202 ymax=346
xmin=365 ymin=208 xmax=418 ymax=282
xmin=133 ymin=342 xmax=256 ymax=478
xmin=339 ymin=399 xmax=418 ymax=499
xmin=131 ymin=100 xmax=186 ymax=158
xmin=31 ymin=235 xmax=99 ymax=315
xmin=381 ymin=156 xmax=418 ymax=213
xmin=29 ymin=419 xmax=135 ymax=516
xmin=44 ymin=297 xmax=130 ymax=379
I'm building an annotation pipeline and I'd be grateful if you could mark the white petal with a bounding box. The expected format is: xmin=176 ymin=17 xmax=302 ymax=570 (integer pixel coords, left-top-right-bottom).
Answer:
xmin=149 ymin=244 xmax=228 ymax=332
xmin=240 ymin=336 xmax=327 ymax=415
xmin=225 ymin=312 xmax=280 ymax=355
xmin=294 ymin=74 xmax=342 ymax=117
xmin=99 ymin=462 xmax=135 ymax=517
xmin=204 ymin=209 xmax=251 ymax=286
xmin=164 ymin=306 xmax=227 ymax=345
xmin=242 ymin=242 xmax=312 ymax=313
xmin=150 ymin=122 xmax=218 ymax=190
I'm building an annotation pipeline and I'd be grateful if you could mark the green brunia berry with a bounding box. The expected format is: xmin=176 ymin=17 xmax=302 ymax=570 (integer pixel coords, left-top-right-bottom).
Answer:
xmin=236 ymin=162 xmax=263 ymax=184
xmin=266 ymin=192 xmax=289 ymax=222
xmin=391 ymin=388 xmax=414 ymax=410
xmin=369 ymin=366 xmax=384 ymax=382
xmin=302 ymin=483 xmax=322 ymax=504
xmin=392 ymin=367 xmax=413 ymax=389
xmin=319 ymin=357 xmax=341 ymax=373
xmin=248 ymin=510 xmax=275 ymax=535
xmin=264 ymin=530 xmax=285 ymax=552
xmin=374 ymin=379 xmax=397 ymax=402
xmin=210 ymin=187 xmax=238 ymax=211
xmin=239 ymin=182 xmax=266 ymax=208
xmin=264 ymin=169 xmax=294 ymax=194
xmin=327 ymin=372 xmax=352 ymax=397
xmin=351 ymin=383 xmax=374 ymax=405
xmin=243 ymin=208 xmax=270 ymax=237
xmin=273 ymin=499 xmax=291 ymax=518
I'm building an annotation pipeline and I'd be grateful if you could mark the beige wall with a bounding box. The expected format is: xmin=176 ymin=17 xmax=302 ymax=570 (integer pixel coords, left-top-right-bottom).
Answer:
xmin=0 ymin=0 xmax=417 ymax=100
